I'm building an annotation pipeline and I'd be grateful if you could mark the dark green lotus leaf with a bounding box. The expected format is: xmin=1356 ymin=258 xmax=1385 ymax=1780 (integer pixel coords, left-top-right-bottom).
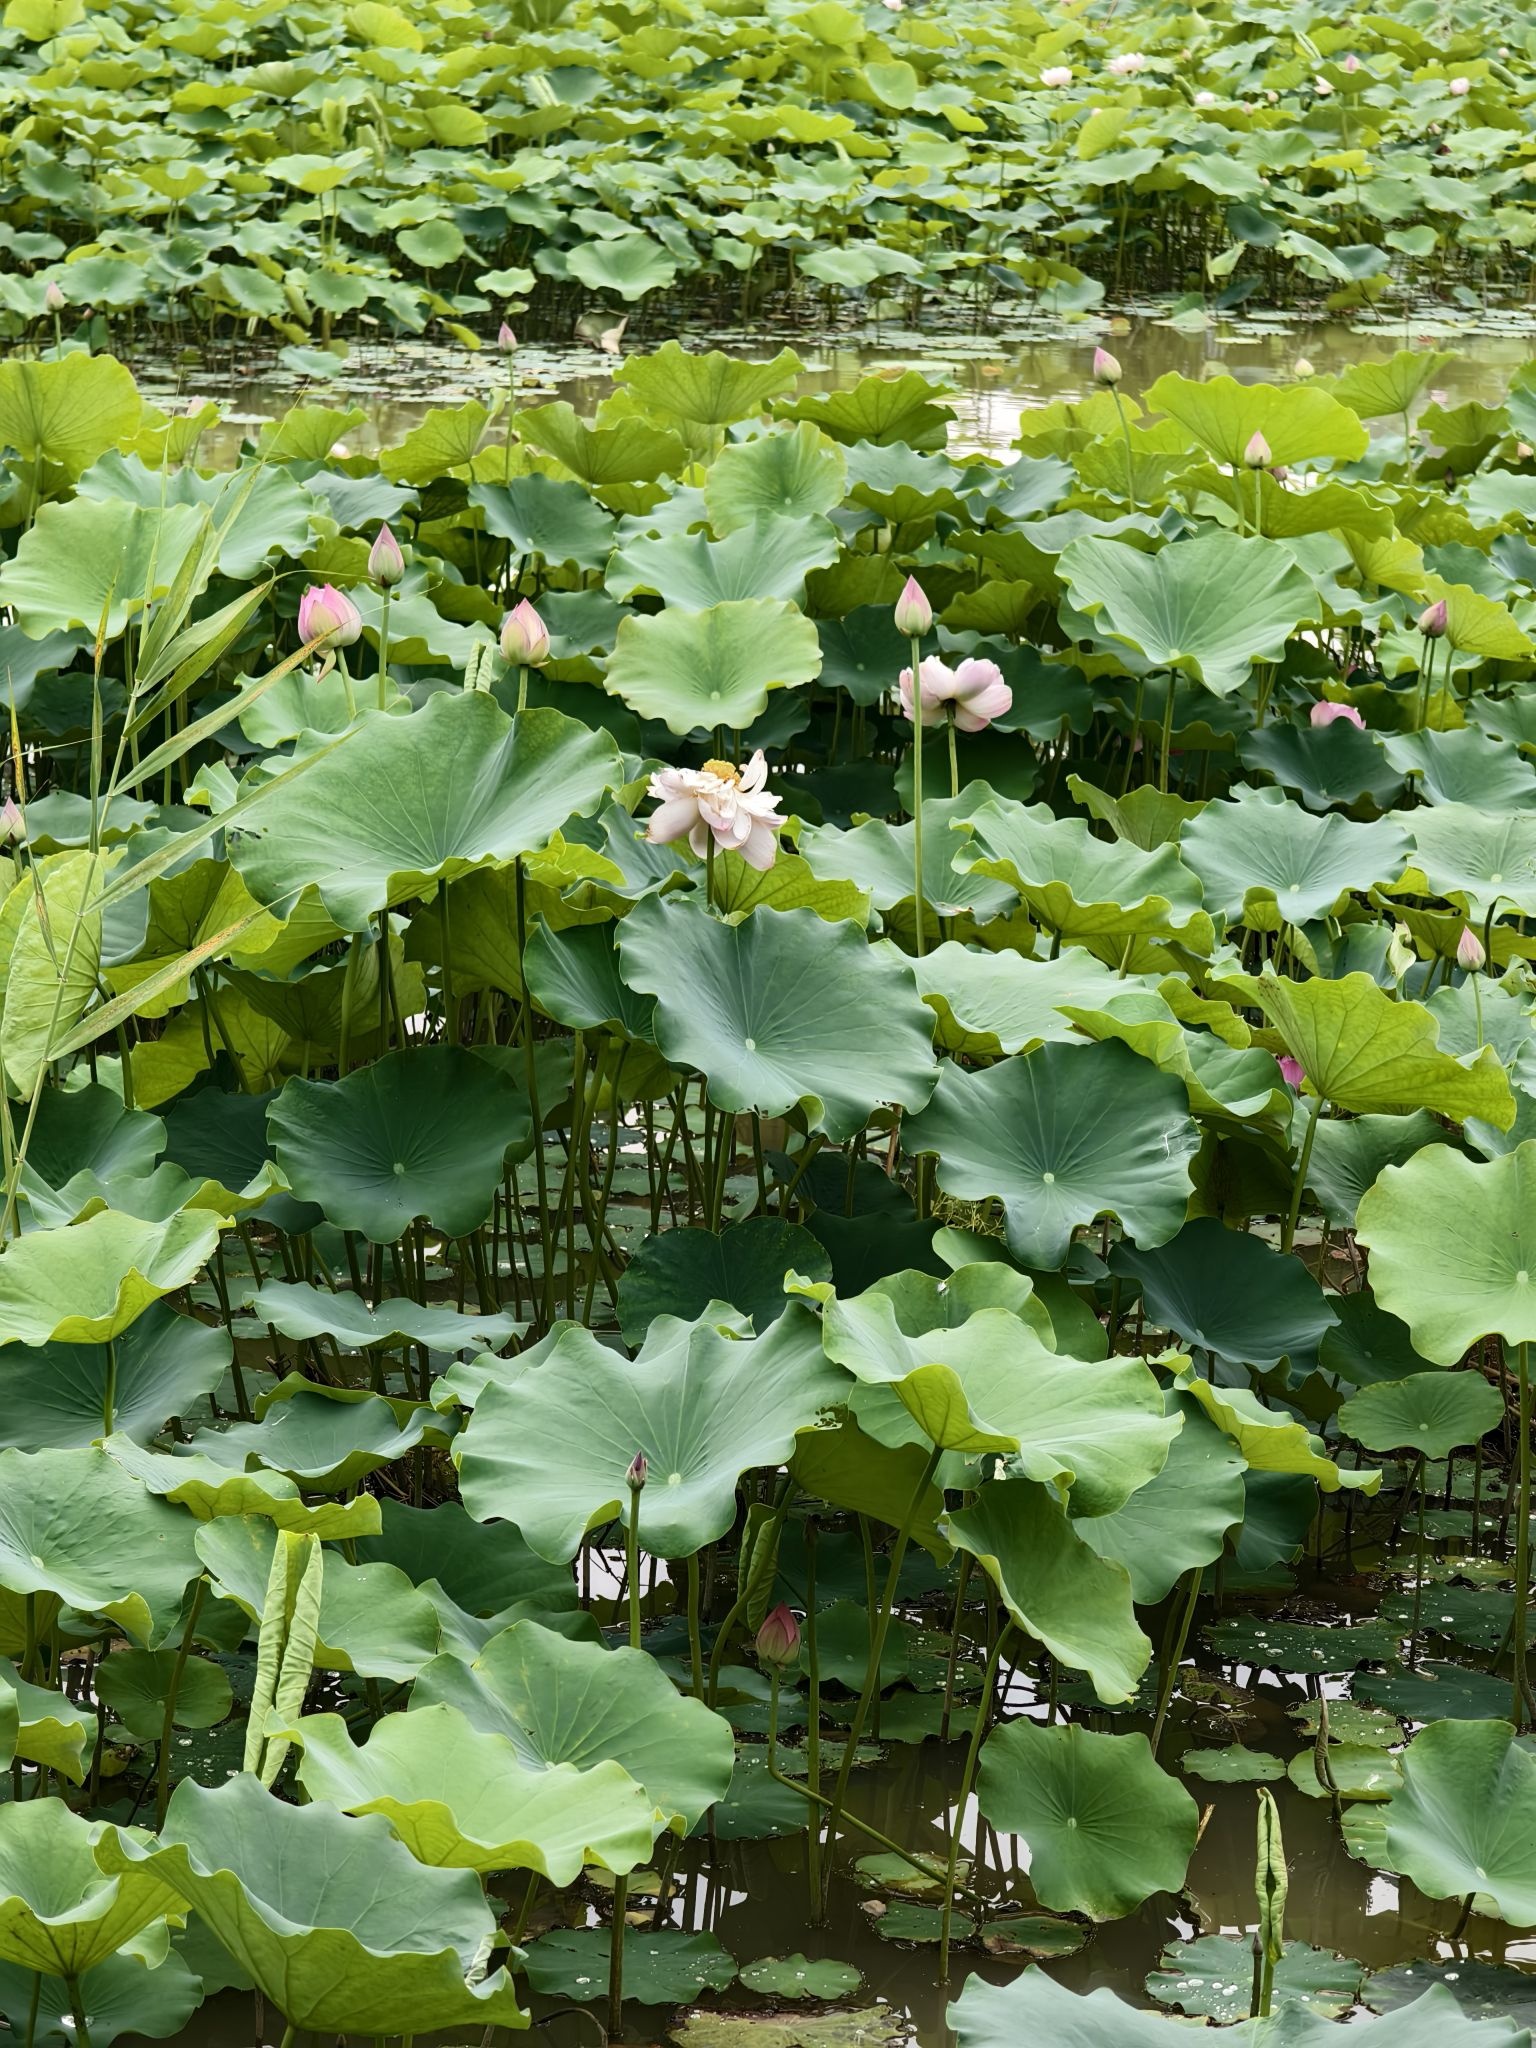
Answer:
xmin=1339 ymin=1371 xmax=1504 ymax=1458
xmin=0 ymin=1800 xmax=182 ymax=1979
xmin=616 ymin=1219 xmax=831 ymax=1344
xmin=0 ymin=1304 xmax=227 ymax=1450
xmin=103 ymin=1437 xmax=381 ymax=1541
xmin=267 ymin=1046 xmax=531 ymax=1242
xmin=1304 ymin=1109 xmax=1452 ymax=1228
xmin=1179 ymin=1745 xmax=1286 ymax=1784
xmin=1318 ymin=1289 xmax=1427 ymax=1386
xmin=410 ymin=1619 xmax=735 ymax=1831
xmin=99 ymin=1777 xmax=528 ymax=2035
xmin=798 ymin=792 xmax=1018 ymax=928
xmin=698 ymin=1751 xmax=807 ymax=1841
xmin=1148 ymin=1937 xmax=1362 ymax=2024
xmin=1379 ymin=1585 xmax=1513 ymax=1655
xmin=0 ymin=1210 xmax=226 ymax=1348
xmin=15 ymin=1084 xmax=162 ymax=1192
xmin=1181 ymin=785 xmax=1410 ymax=925
xmin=523 ymin=920 xmax=659 ymax=1039
xmin=1367 ymin=1960 xmax=1536 ymax=2023
xmin=355 ymin=1503 xmax=580 ymax=1635
xmin=242 ymin=1280 xmax=519 ymax=1354
xmin=739 ymin=1955 xmax=862 ymax=2000
xmin=1203 ymin=1617 xmax=1398 ymax=1674
xmin=1379 ymin=1719 xmax=1536 ymax=1924
xmin=1111 ymin=1218 xmax=1337 ymax=1369
xmin=95 ymin=1648 xmax=232 ymax=1743
xmin=0 ymin=1944 xmax=202 ymax=2048
xmin=1077 ymin=1392 xmax=1246 ymax=1604
xmin=524 ymin=1926 xmax=735 ymax=2005
xmin=231 ymin=694 xmax=622 ymax=930
xmin=617 ymin=897 xmax=938 ymax=1142
xmin=1354 ymin=1661 xmax=1513 ymax=1723
xmin=457 ymin=1304 xmax=845 ymax=1560
xmin=866 ymin=1901 xmax=975 ymax=1944
xmin=289 ymin=1702 xmax=658 ymax=1878
xmin=904 ymin=1040 xmax=1199 ymax=1268
xmin=1239 ymin=721 xmax=1404 ymax=813
xmin=198 ymin=1374 xmax=440 ymax=1491
xmin=976 ymin=1720 xmax=1197 ymax=1920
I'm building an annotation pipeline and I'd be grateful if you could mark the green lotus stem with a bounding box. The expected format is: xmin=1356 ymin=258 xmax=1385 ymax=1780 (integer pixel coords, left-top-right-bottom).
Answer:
xmin=1282 ymin=1090 xmax=1324 ymax=1255
xmin=686 ymin=1551 xmax=704 ymax=1698
xmin=156 ymin=1574 xmax=208 ymax=1826
xmin=940 ymin=1552 xmax=974 ymax=1740
xmin=909 ymin=630 xmax=927 ymax=958
xmin=939 ymin=1619 xmax=1012 ymax=1983
xmin=101 ymin=1338 xmax=117 ymax=1440
xmin=65 ymin=1982 xmax=90 ymax=2048
xmin=24 ymin=1970 xmax=40 ymax=2048
xmin=513 ymin=859 xmax=552 ymax=1328
xmin=1110 ymin=387 xmax=1138 ymax=512
xmin=516 ymin=663 xmax=528 ymax=715
xmin=608 ymin=1876 xmax=628 ymax=2036
xmin=707 ymin=1478 xmax=794 ymax=1703
xmin=820 ymin=1442 xmax=943 ymax=1905
xmin=1150 ymin=1565 xmax=1203 ymax=1756
xmin=337 ymin=650 xmax=356 ymax=722
xmin=1472 ymin=969 xmax=1485 ymax=1051
xmin=804 ymin=1516 xmax=822 ymax=1914
xmin=1408 ymin=1454 xmax=1428 ymax=1671
xmin=626 ymin=1483 xmax=642 ymax=1653
xmin=376 ymin=587 xmax=392 ymax=710
xmin=1157 ymin=674 xmax=1176 ymax=794
xmin=1513 ymin=1341 xmax=1532 ymax=1729
xmin=946 ymin=709 xmax=959 ymax=801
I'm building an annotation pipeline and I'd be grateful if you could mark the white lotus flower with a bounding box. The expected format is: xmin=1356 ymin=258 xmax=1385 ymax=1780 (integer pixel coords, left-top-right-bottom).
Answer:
xmin=1449 ymin=75 xmax=1471 ymax=94
xmin=1040 ymin=65 xmax=1073 ymax=87
xmin=645 ymin=752 xmax=785 ymax=870
xmin=1107 ymin=51 xmax=1146 ymax=75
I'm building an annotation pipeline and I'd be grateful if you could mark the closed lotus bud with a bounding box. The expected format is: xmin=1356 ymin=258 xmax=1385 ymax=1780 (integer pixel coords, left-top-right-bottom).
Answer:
xmin=1418 ymin=598 xmax=1449 ymax=639
xmin=497 ymin=321 xmax=517 ymax=354
xmin=1278 ymin=1055 xmax=1305 ymax=1090
xmin=626 ymin=1450 xmax=648 ymax=1493
xmin=1448 ymin=76 xmax=1470 ymax=96
xmin=1314 ymin=75 xmax=1333 ymax=95
xmin=755 ymin=1603 xmax=801 ymax=1669
xmin=1387 ymin=923 xmax=1416 ymax=984
xmin=499 ymin=598 xmax=550 ymax=667
xmin=297 ymin=582 xmax=362 ymax=649
xmin=368 ymin=523 xmax=405 ymax=588
xmin=1092 ymin=346 xmax=1122 ymax=386
xmin=1343 ymin=53 xmax=1360 ymax=72
xmin=0 ymin=797 xmax=23 ymax=845
xmin=1294 ymin=358 xmax=1316 ymax=379
xmin=1457 ymin=925 xmax=1487 ymax=971
xmin=892 ymin=574 xmax=932 ymax=637
xmin=43 ymin=281 xmax=64 ymax=313
xmin=1243 ymin=431 xmax=1272 ymax=469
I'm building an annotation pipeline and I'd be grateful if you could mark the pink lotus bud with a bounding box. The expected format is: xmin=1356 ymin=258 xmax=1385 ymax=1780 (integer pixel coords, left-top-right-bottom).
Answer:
xmin=1278 ymin=1056 xmax=1305 ymax=1090
xmin=626 ymin=1451 xmax=648 ymax=1493
xmin=0 ymin=798 xmax=24 ymax=845
xmin=755 ymin=1604 xmax=801 ymax=1669
xmin=893 ymin=575 xmax=932 ymax=637
xmin=499 ymin=598 xmax=550 ymax=667
xmin=1093 ymin=346 xmax=1123 ymax=386
xmin=297 ymin=583 xmax=362 ymax=649
xmin=1448 ymin=76 xmax=1470 ymax=95
xmin=43 ymin=281 xmax=64 ymax=313
xmin=1418 ymin=599 xmax=1449 ymax=639
xmin=1457 ymin=925 xmax=1486 ymax=971
xmin=367 ymin=524 xmax=405 ymax=588
xmin=1342 ymin=53 xmax=1360 ymax=72
xmin=1243 ymin=431 xmax=1272 ymax=469
xmin=1310 ymin=701 xmax=1366 ymax=729
xmin=497 ymin=321 xmax=517 ymax=353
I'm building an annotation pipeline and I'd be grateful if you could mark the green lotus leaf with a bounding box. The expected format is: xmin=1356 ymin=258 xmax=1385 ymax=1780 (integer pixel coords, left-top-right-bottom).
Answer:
xmin=1077 ymin=1392 xmax=1247 ymax=1604
xmin=0 ymin=1800 xmax=182 ymax=1979
xmin=1181 ymin=785 xmax=1411 ymax=925
xmin=1339 ymin=1371 xmax=1504 ymax=1457
xmin=0 ymin=499 xmax=204 ymax=638
xmin=738 ymin=1955 xmax=862 ymax=2000
xmin=0 ymin=1208 xmax=225 ymax=1348
xmin=1241 ymin=720 xmax=1404 ymax=814
xmin=0 ymin=1942 xmax=201 ymax=2048
xmin=788 ymin=1420 xmax=948 ymax=1562
xmin=1179 ymin=1745 xmax=1286 ymax=1784
xmin=911 ymin=943 xmax=1128 ymax=1058
xmin=514 ymin=403 xmax=686 ymax=488
xmin=1304 ymin=1109 xmax=1452 ymax=1229
xmin=1287 ymin=1743 xmax=1402 ymax=1802
xmin=798 ymin=793 xmax=1018 ymax=930
xmin=1146 ymin=372 xmax=1370 ymax=467
xmin=0 ymin=1663 xmax=96 ymax=1781
xmin=289 ymin=1702 xmax=657 ymax=1878
xmin=1057 ymin=532 xmax=1317 ymax=698
xmin=945 ymin=1479 xmax=1150 ymax=1704
xmin=1381 ymin=729 xmax=1536 ymax=814
xmin=1148 ymin=1936 xmax=1362 ymax=2024
xmin=567 ymin=233 xmax=680 ymax=300
xmin=198 ymin=1375 xmax=439 ymax=1492
xmin=99 ymin=1777 xmax=528 ymax=2035
xmin=952 ymin=798 xmax=1212 ymax=950
xmin=704 ymin=424 xmax=847 ymax=534
xmin=0 ymin=1304 xmax=227 ymax=1450
xmin=104 ymin=1437 xmax=381 ymax=1540
xmin=469 ymin=477 xmax=616 ymax=572
xmin=674 ymin=2008 xmax=902 ymax=2048
xmin=617 ymin=897 xmax=938 ymax=1142
xmin=241 ymin=1281 xmax=520 ymax=1354
xmin=607 ymin=518 xmax=841 ymax=608
xmin=1366 ymin=1959 xmax=1536 ymax=2024
xmin=410 ymin=1619 xmax=734 ymax=1831
xmin=602 ymin=599 xmax=821 ymax=735
xmin=0 ymin=1447 xmax=200 ymax=1647
xmin=616 ymin=343 xmax=802 ymax=429
xmin=95 ymin=1648 xmax=231 ymax=1743
xmin=976 ymin=1719 xmax=1197 ymax=1919
xmin=230 ymin=694 xmax=623 ymax=930
xmin=1168 ymin=1367 xmax=1377 ymax=1494
xmin=774 ymin=370 xmax=955 ymax=452
xmin=267 ymin=1046 xmax=531 ymax=1243
xmin=616 ymin=1219 xmax=832 ymax=1344
xmin=1404 ymin=806 xmax=1536 ymax=921
xmin=456 ymin=1303 xmax=846 ymax=1560
xmin=1330 ymin=349 xmax=1460 ymax=421
xmin=0 ymin=353 xmax=142 ymax=478
xmin=354 ymin=1502 xmax=581 ymax=1638
xmin=1356 ymin=1142 xmax=1536 ymax=1363
xmin=524 ymin=1926 xmax=734 ymax=2004
xmin=904 ymin=1040 xmax=1199 ymax=1268
xmin=1111 ymin=1218 xmax=1337 ymax=1370
xmin=1059 ymin=995 xmax=1288 ymax=1124
xmin=523 ymin=920 xmax=659 ymax=1039
xmin=1379 ymin=1719 xmax=1536 ymax=1924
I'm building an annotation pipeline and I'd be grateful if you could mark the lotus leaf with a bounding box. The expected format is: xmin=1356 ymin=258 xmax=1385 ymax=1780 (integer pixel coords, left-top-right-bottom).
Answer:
xmin=1339 ymin=1372 xmax=1504 ymax=1457
xmin=1147 ymin=1937 xmax=1363 ymax=2023
xmin=0 ymin=1800 xmax=181 ymax=1980
xmin=524 ymin=1926 xmax=734 ymax=2004
xmin=616 ymin=1219 xmax=832 ymax=1343
xmin=603 ymin=599 xmax=821 ymax=734
xmin=0 ymin=1209 xmax=226 ymax=1348
xmin=0 ymin=1945 xmax=202 ymax=2048
xmin=0 ymin=1305 xmax=227 ymax=1450
xmin=1380 ymin=1719 xmax=1536 ymax=1923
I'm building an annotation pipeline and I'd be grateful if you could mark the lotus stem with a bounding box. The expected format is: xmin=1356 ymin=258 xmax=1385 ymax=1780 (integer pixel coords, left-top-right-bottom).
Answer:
xmin=939 ymin=1619 xmax=1012 ymax=1983
xmin=1512 ymin=1341 xmax=1532 ymax=1728
xmin=946 ymin=709 xmax=959 ymax=801
xmin=1282 ymin=1090 xmax=1324 ymax=1255
xmin=686 ymin=1551 xmax=704 ymax=1698
xmin=155 ymin=1574 xmax=208 ymax=1826
xmin=1151 ymin=1566 xmax=1203 ymax=1756
xmin=23 ymin=1972 xmax=39 ymax=2048
xmin=804 ymin=1516 xmax=822 ymax=1913
xmin=65 ymin=1982 xmax=90 ymax=2048
xmin=625 ymin=1484 xmax=642 ymax=1653
xmin=608 ymin=1877 xmax=628 ymax=2036
xmin=909 ymin=630 xmax=927 ymax=957
xmin=1110 ymin=387 xmax=1138 ymax=512
xmin=377 ymin=587 xmax=392 ymax=710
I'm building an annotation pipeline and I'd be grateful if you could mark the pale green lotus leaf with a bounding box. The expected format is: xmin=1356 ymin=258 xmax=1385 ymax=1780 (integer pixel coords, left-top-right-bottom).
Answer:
xmin=0 ymin=1800 xmax=182 ymax=1980
xmin=603 ymin=599 xmax=821 ymax=734
xmin=1146 ymin=372 xmax=1370 ymax=467
xmin=0 ymin=1209 xmax=226 ymax=1347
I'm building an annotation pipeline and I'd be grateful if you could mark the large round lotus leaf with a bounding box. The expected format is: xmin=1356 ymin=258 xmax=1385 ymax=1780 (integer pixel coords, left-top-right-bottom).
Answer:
xmin=289 ymin=1703 xmax=657 ymax=1879
xmin=104 ymin=1437 xmax=381 ymax=1541
xmin=903 ymin=1040 xmax=1199 ymax=1268
xmin=951 ymin=798 xmax=1212 ymax=950
xmin=1378 ymin=1719 xmax=1536 ymax=1923
xmin=615 ymin=343 xmax=802 ymax=430
xmin=0 ymin=1304 xmax=227 ymax=1450
xmin=705 ymin=423 xmax=847 ymax=534
xmin=603 ymin=598 xmax=821 ymax=734
xmin=230 ymin=694 xmax=622 ymax=930
xmin=0 ymin=1944 xmax=202 ymax=2048
xmin=617 ymin=897 xmax=937 ymax=1144
xmin=606 ymin=518 xmax=841 ymax=609
xmin=1248 ymin=970 xmax=1514 ymax=1127
xmin=615 ymin=1218 xmax=832 ymax=1344
xmin=950 ymin=1971 xmax=1522 ymax=2047
xmin=911 ymin=944 xmax=1127 ymax=1059
xmin=1304 ymin=1110 xmax=1452 ymax=1230
xmin=1405 ymin=807 xmax=1536 ymax=922
xmin=1148 ymin=1937 xmax=1363 ymax=2024
xmin=1367 ymin=1960 xmax=1536 ymax=2024
xmin=0 ymin=1447 xmax=200 ymax=1647
xmin=1356 ymin=1142 xmax=1536 ymax=1364
xmin=469 ymin=476 xmax=617 ymax=572
xmin=197 ymin=1375 xmax=438 ymax=1492
xmin=456 ymin=1304 xmax=845 ymax=1560
xmin=975 ymin=1720 xmax=1197 ymax=1920
xmin=267 ymin=1046 xmax=531 ymax=1242
xmin=0 ymin=1208 xmax=226 ymax=1346
xmin=411 ymin=1620 xmax=734 ymax=1831
xmin=1111 ymin=1217 xmax=1337 ymax=1369
xmin=99 ymin=1777 xmax=528 ymax=2036
xmin=16 ymin=1082 xmax=162 ymax=1191
xmin=0 ymin=354 xmax=143 ymax=480
xmin=790 ymin=1419 xmax=948 ymax=1563
xmin=738 ymin=1956 xmax=862 ymax=2000
xmin=1181 ymin=786 xmax=1411 ymax=925
xmin=524 ymin=1926 xmax=735 ymax=2004
xmin=798 ymin=793 xmax=1019 ymax=928
xmin=242 ymin=1280 xmax=520 ymax=1354
xmin=95 ymin=1648 xmax=231 ymax=1743
xmin=1338 ymin=1371 xmax=1503 ymax=1458
xmin=1147 ymin=372 xmax=1370 ymax=468
xmin=1057 ymin=531 xmax=1317 ymax=698
xmin=944 ymin=1478 xmax=1150 ymax=1704
xmin=355 ymin=1503 xmax=579 ymax=1634
xmin=0 ymin=1800 xmax=182 ymax=1979
xmin=523 ymin=920 xmax=659 ymax=1039
xmin=0 ymin=499 xmax=204 ymax=638
xmin=1076 ymin=1391 xmax=1247 ymax=1604
xmin=567 ymin=233 xmax=679 ymax=300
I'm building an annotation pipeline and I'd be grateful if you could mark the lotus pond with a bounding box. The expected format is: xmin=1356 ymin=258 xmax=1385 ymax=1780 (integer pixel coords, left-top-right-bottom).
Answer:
xmin=14 ymin=306 xmax=1536 ymax=2048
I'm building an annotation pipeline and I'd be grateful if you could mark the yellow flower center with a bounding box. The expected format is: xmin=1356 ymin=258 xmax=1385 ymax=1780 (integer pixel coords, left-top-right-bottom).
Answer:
xmin=702 ymin=758 xmax=740 ymax=785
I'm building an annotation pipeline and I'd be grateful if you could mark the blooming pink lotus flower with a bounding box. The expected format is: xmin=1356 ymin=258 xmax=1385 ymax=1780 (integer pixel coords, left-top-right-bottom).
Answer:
xmin=500 ymin=598 xmax=550 ymax=666
xmin=1040 ymin=65 xmax=1073 ymax=87
xmin=900 ymin=655 xmax=1012 ymax=733
xmin=1310 ymin=701 xmax=1365 ymax=729
xmin=298 ymin=583 xmax=362 ymax=648
xmin=1278 ymin=1055 xmax=1305 ymax=1089
xmin=1448 ymin=75 xmax=1470 ymax=95
xmin=1107 ymin=51 xmax=1146 ymax=75
xmin=645 ymin=752 xmax=786 ymax=871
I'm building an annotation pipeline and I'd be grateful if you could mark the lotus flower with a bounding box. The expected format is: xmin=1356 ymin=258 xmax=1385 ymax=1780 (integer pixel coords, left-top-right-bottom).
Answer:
xmin=500 ymin=599 xmax=550 ymax=666
xmin=1418 ymin=598 xmax=1449 ymax=639
xmin=1194 ymin=89 xmax=1217 ymax=106
xmin=1040 ymin=65 xmax=1073 ymax=87
xmin=1093 ymin=346 xmax=1123 ymax=386
xmin=368 ymin=524 xmax=405 ymax=588
xmin=1107 ymin=51 xmax=1146 ymax=75
xmin=755 ymin=1605 xmax=801 ymax=1669
xmin=645 ymin=752 xmax=786 ymax=871
xmin=1294 ymin=358 xmax=1316 ymax=379
xmin=43 ymin=281 xmax=64 ymax=313
xmin=1457 ymin=925 xmax=1487 ymax=970
xmin=0 ymin=798 xmax=23 ymax=845
xmin=626 ymin=1451 xmax=648 ymax=1493
xmin=298 ymin=583 xmax=362 ymax=649
xmin=1278 ymin=1056 xmax=1305 ymax=1089
xmin=1448 ymin=75 xmax=1470 ymax=95
xmin=900 ymin=655 xmax=1012 ymax=733
xmin=1310 ymin=701 xmax=1365 ymax=729
xmin=893 ymin=574 xmax=933 ymax=636
xmin=497 ymin=321 xmax=517 ymax=353
xmin=1243 ymin=431 xmax=1272 ymax=469
xmin=1342 ymin=53 xmax=1361 ymax=73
